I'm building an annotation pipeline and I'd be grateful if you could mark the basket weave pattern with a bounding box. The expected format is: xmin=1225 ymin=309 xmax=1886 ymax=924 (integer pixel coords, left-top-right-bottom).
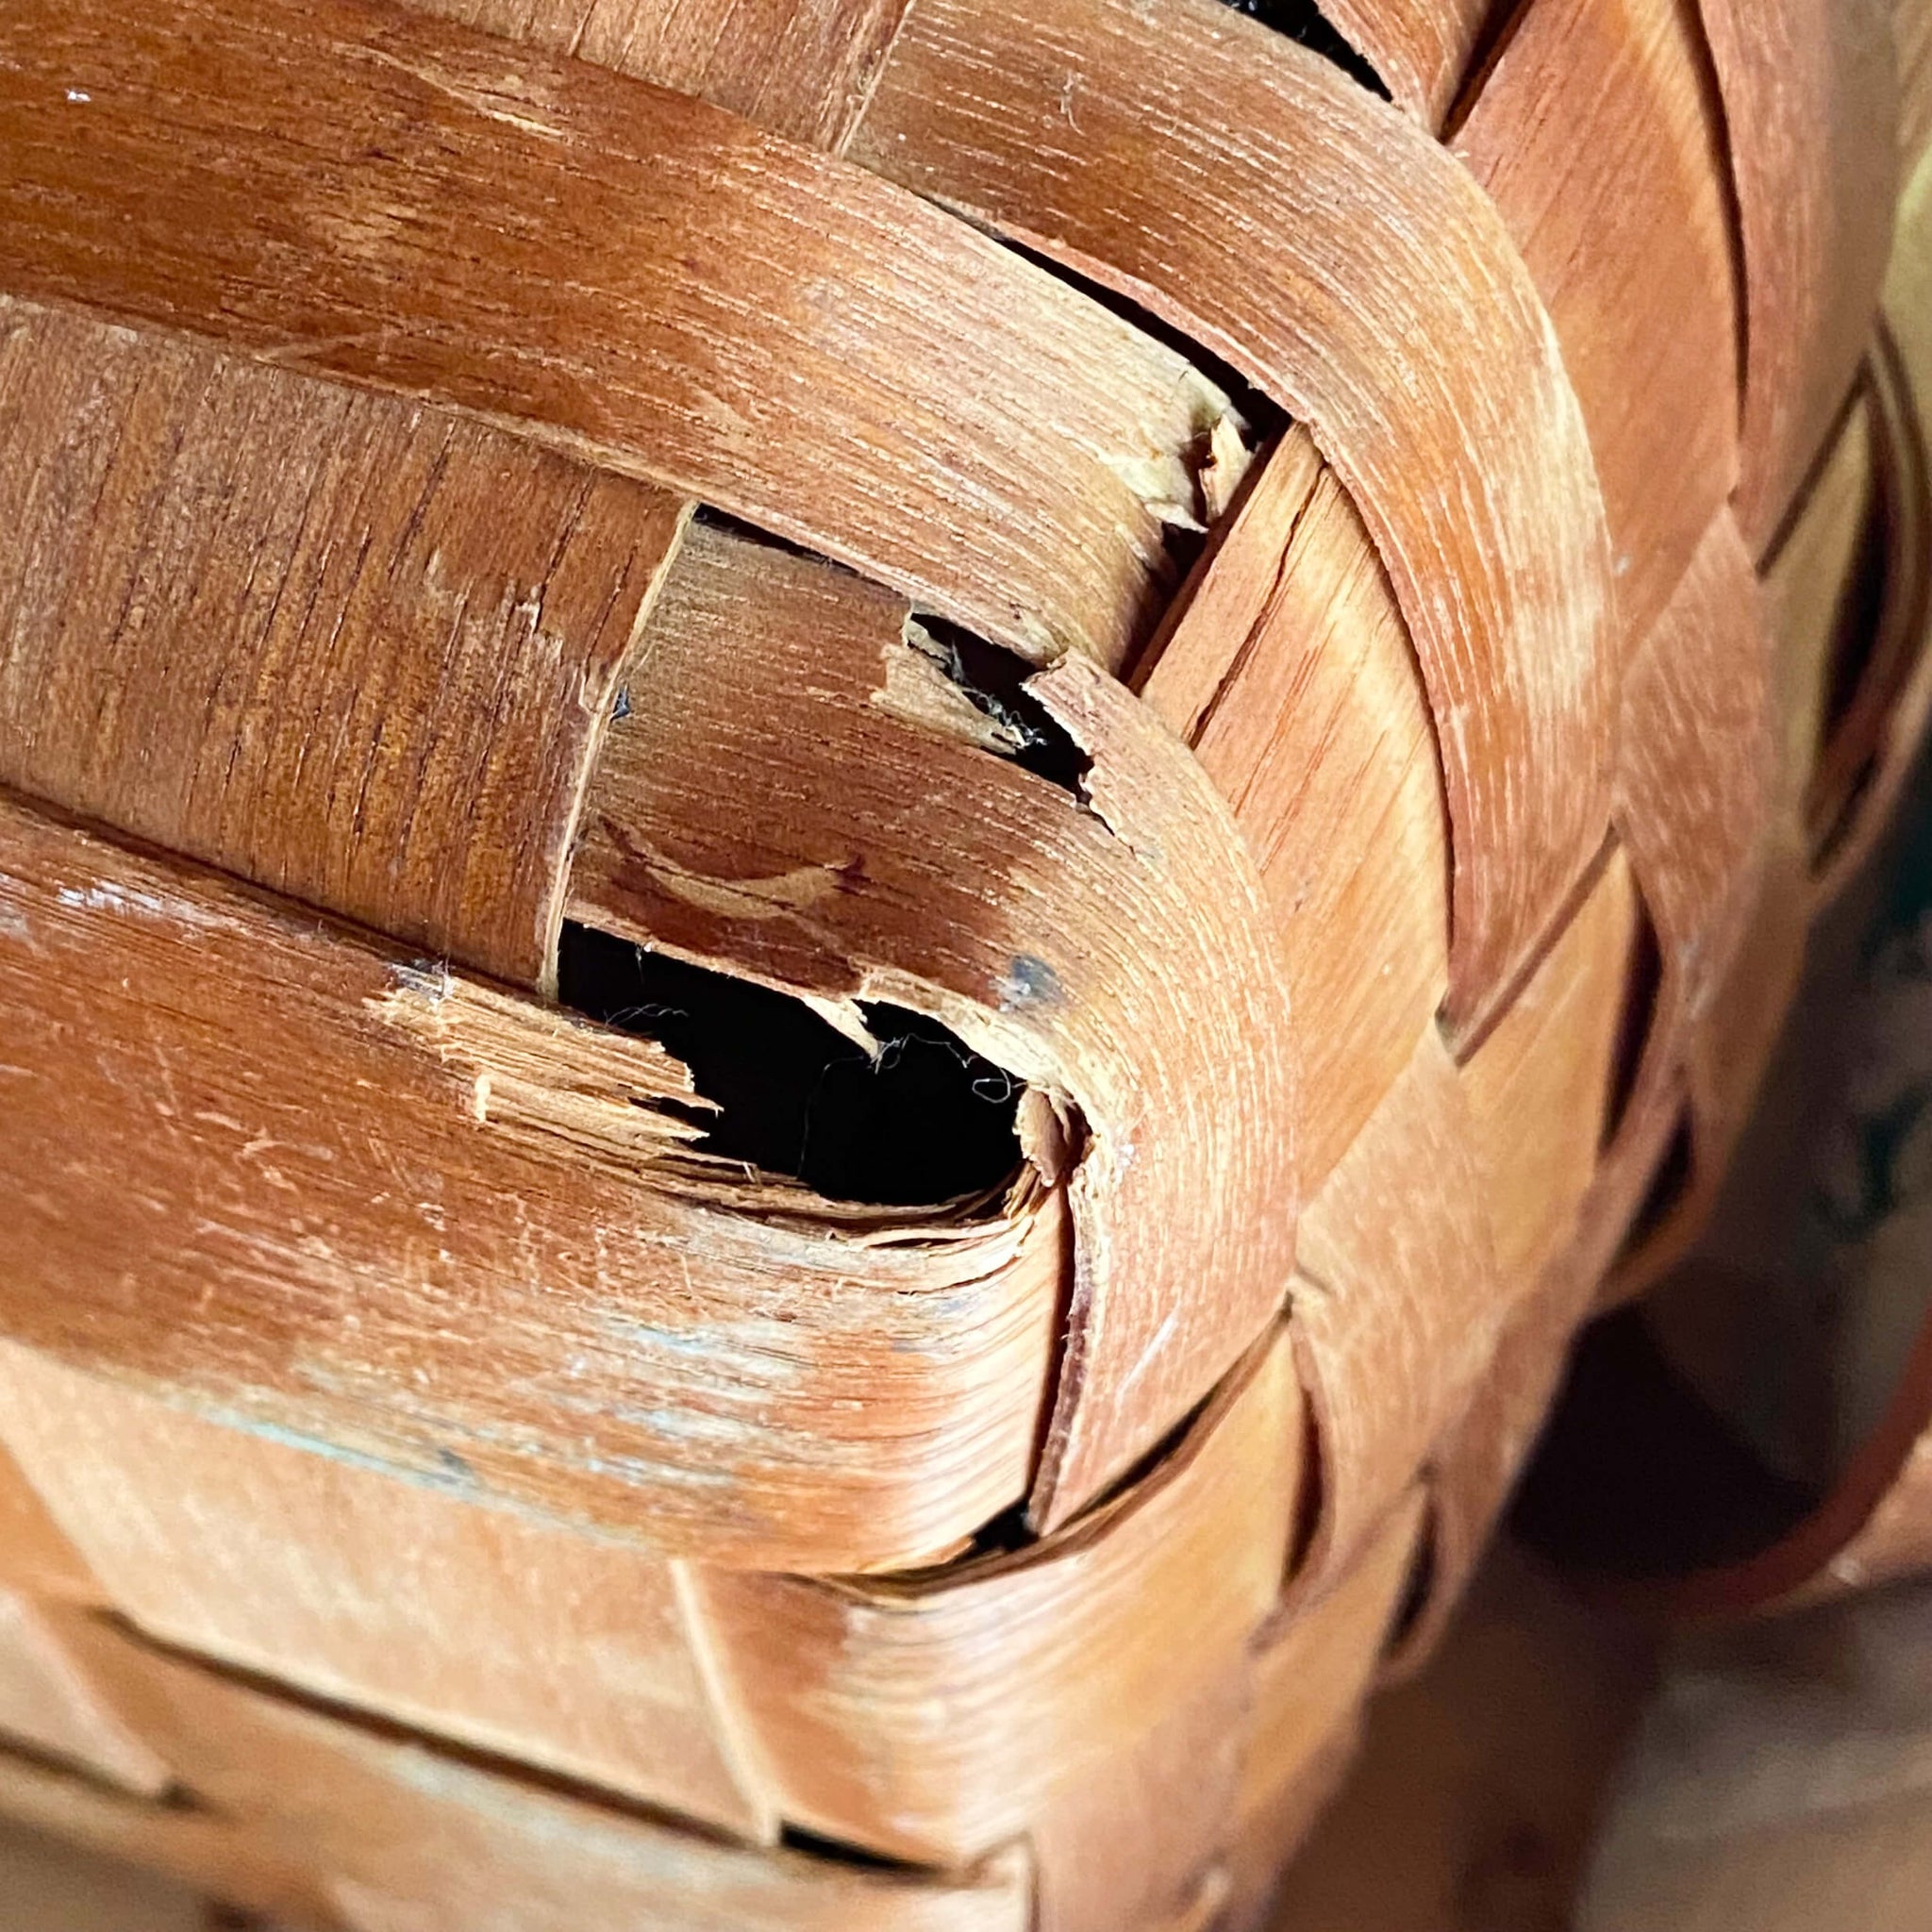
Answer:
xmin=0 ymin=0 xmax=1927 ymax=1925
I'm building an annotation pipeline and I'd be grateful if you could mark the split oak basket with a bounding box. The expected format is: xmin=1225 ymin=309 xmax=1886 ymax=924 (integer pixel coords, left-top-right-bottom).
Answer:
xmin=0 ymin=0 xmax=1928 ymax=1926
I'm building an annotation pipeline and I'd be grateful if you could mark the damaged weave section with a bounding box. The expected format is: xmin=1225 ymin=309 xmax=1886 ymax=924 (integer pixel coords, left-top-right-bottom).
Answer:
xmin=566 ymin=519 xmax=1301 ymax=1530
xmin=369 ymin=964 xmax=711 ymax=1168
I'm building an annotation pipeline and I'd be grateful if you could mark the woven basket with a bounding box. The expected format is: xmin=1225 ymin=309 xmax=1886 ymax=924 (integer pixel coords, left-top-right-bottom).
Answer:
xmin=0 ymin=0 xmax=1924 ymax=1925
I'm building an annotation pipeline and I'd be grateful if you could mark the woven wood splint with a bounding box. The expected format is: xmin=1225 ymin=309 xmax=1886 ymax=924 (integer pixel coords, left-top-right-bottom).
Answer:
xmin=0 ymin=1 xmax=1926 ymax=1926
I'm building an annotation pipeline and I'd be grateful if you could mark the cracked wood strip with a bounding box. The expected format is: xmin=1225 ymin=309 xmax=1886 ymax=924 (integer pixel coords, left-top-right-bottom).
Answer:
xmin=0 ymin=790 xmax=1063 ymax=1573
xmin=1139 ymin=429 xmax=1451 ymax=1192
xmin=850 ymin=0 xmax=1617 ymax=1032
xmin=0 ymin=1345 xmax=771 ymax=1842
xmin=1318 ymin=0 xmax=1490 ymax=125
xmin=403 ymin=0 xmax=913 ymax=150
xmin=1454 ymin=0 xmax=1740 ymax=656
xmin=1290 ymin=1026 xmax=1503 ymax=1591
xmin=53 ymin=1616 xmax=1033 ymax=1932
xmin=568 ymin=522 xmax=1301 ymax=1528
xmin=1460 ymin=847 xmax=1637 ymax=1290
xmin=0 ymin=0 xmax=1231 ymax=674
xmin=0 ymin=297 xmax=682 ymax=991
xmin=690 ymin=1330 xmax=1300 ymax=1869
xmin=1696 ymin=0 xmax=1897 ymax=554
xmin=0 ymin=1587 xmax=173 ymax=1799
xmin=1614 ymin=513 xmax=1775 ymax=1084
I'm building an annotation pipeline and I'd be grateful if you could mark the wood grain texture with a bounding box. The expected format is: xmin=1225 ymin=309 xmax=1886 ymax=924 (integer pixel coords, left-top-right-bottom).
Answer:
xmin=1394 ymin=1274 xmax=1591 ymax=1674
xmin=1028 ymin=1657 xmax=1246 ymax=1932
xmin=0 ymin=0 xmax=1232 ymax=673
xmin=1696 ymin=0 xmax=1898 ymax=553
xmin=1460 ymin=849 xmax=1638 ymax=1288
xmin=1140 ymin=430 xmax=1452 ymax=1190
xmin=1291 ymin=1029 xmax=1502 ymax=1587
xmin=1454 ymin=0 xmax=1740 ymax=655
xmin=570 ymin=523 xmax=1302 ymax=1529
xmin=1615 ymin=514 xmax=1775 ymax=1069
xmin=0 ymin=297 xmax=681 ymax=990
xmin=691 ymin=1332 xmax=1300 ymax=1869
xmin=1319 ymin=0 xmax=1491 ymax=125
xmin=0 ymin=1345 xmax=769 ymax=1840
xmin=0 ymin=790 xmax=1064 ymax=1573
xmin=850 ymin=0 xmax=1618 ymax=1029
xmin=53 ymin=1618 xmax=1034 ymax=1932
xmin=0 ymin=1590 xmax=172 ymax=1799
xmin=1229 ymin=1489 xmax=1425 ymax=1925
xmin=405 ymin=0 xmax=914 ymax=149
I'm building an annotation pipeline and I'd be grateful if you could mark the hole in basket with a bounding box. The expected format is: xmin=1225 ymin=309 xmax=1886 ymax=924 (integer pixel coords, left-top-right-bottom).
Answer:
xmin=1510 ymin=1307 xmax=1822 ymax=1577
xmin=1602 ymin=889 xmax=1663 ymax=1150
xmin=908 ymin=616 xmax=1092 ymax=795
xmin=1220 ymin=1 xmax=1391 ymax=98
xmin=558 ymin=923 xmax=1024 ymax=1208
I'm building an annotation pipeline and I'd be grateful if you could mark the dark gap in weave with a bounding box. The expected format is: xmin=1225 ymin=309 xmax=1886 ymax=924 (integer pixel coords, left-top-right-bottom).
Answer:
xmin=1817 ymin=435 xmax=1894 ymax=766
xmin=909 ymin=616 xmax=1092 ymax=794
xmin=689 ymin=508 xmax=1087 ymax=793
xmin=558 ymin=924 xmax=1023 ymax=1208
xmin=1383 ymin=1505 xmax=1438 ymax=1653
xmin=1614 ymin=1108 xmax=1695 ymax=1263
xmin=1602 ymin=889 xmax=1664 ymax=1150
xmin=1285 ymin=1395 xmax=1325 ymax=1580
xmin=1220 ymin=0 xmax=1391 ymax=100
xmin=779 ymin=1824 xmax=939 ymax=1877
xmin=1510 ymin=1307 xmax=1821 ymax=1577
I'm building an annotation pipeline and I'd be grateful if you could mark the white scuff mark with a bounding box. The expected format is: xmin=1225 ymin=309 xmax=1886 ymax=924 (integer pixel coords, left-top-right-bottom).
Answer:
xmin=65 ymin=89 xmax=90 ymax=103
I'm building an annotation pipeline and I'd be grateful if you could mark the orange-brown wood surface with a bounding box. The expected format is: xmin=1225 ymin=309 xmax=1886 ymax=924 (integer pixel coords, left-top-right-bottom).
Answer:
xmin=0 ymin=791 xmax=1065 ymax=1572
xmin=0 ymin=1590 xmax=173 ymax=1799
xmin=1291 ymin=1033 xmax=1500 ymax=1586
xmin=52 ymin=1615 xmax=1035 ymax=1932
xmin=1460 ymin=849 xmax=1637 ymax=1287
xmin=571 ymin=523 xmax=1302 ymax=1530
xmin=0 ymin=0 xmax=1232 ymax=673
xmin=408 ymin=0 xmax=914 ymax=148
xmin=0 ymin=298 xmax=681 ymax=989
xmin=1319 ymin=0 xmax=1490 ymax=125
xmin=0 ymin=1345 xmax=770 ymax=1839
xmin=692 ymin=1331 xmax=1301 ymax=1867
xmin=1697 ymin=0 xmax=1898 ymax=553
xmin=0 ymin=1748 xmax=339 ymax=1931
xmin=1615 ymin=514 xmax=1776 ymax=1067
xmin=851 ymin=0 xmax=1618 ymax=1030
xmin=0 ymin=0 xmax=1916 ymax=1916
xmin=0 ymin=1443 xmax=97 ymax=1608
xmin=1140 ymin=430 xmax=1451 ymax=1191
xmin=1454 ymin=0 xmax=1739 ymax=656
